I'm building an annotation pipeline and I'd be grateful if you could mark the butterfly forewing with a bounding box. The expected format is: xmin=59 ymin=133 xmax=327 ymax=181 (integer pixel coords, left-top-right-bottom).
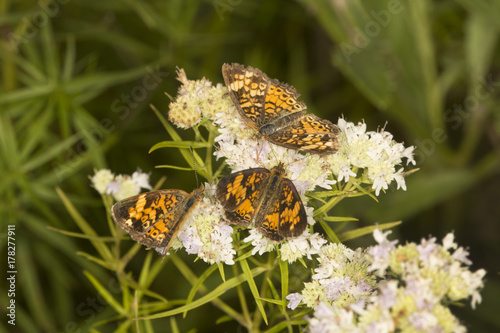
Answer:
xmin=222 ymin=63 xmax=269 ymax=129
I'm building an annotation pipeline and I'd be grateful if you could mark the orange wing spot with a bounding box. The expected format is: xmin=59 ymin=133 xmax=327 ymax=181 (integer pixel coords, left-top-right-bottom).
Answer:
xmin=263 ymin=212 xmax=279 ymax=231
xmin=235 ymin=198 xmax=255 ymax=218
xmin=128 ymin=207 xmax=137 ymax=217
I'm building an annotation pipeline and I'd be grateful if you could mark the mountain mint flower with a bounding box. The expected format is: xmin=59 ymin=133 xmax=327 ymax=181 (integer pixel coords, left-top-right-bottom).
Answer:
xmin=90 ymin=169 xmax=115 ymax=194
xmin=297 ymin=230 xmax=485 ymax=332
xmin=90 ymin=169 xmax=152 ymax=201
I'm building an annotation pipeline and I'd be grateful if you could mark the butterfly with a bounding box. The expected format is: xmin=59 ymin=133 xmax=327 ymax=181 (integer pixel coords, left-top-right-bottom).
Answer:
xmin=222 ymin=63 xmax=340 ymax=155
xmin=111 ymin=186 xmax=204 ymax=254
xmin=215 ymin=162 xmax=307 ymax=241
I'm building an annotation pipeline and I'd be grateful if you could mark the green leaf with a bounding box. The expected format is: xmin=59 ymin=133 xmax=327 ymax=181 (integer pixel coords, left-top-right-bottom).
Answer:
xmin=258 ymin=297 xmax=282 ymax=306
xmin=318 ymin=219 xmax=340 ymax=243
xmin=239 ymin=257 xmax=268 ymax=324
xmin=465 ymin=12 xmax=497 ymax=82
xmin=279 ymin=258 xmax=289 ymax=309
xmin=264 ymin=320 xmax=308 ymax=333
xmin=218 ymin=263 xmax=226 ymax=282
xmin=323 ymin=216 xmax=358 ymax=222
xmin=170 ymin=317 xmax=180 ymax=333
xmin=149 ymin=140 xmax=209 ymax=152
xmin=154 ymin=165 xmax=195 ymax=171
xmin=84 ymin=270 xmax=126 ymax=315
xmin=338 ymin=221 xmax=401 ymax=242
xmin=76 ymin=251 xmax=114 ymax=270
xmin=266 ymin=278 xmax=279 ymax=301
xmin=150 ymin=104 xmax=208 ymax=179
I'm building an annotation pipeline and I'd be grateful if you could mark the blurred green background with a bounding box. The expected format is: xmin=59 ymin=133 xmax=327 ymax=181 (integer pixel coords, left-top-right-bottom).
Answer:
xmin=1 ymin=0 xmax=499 ymax=332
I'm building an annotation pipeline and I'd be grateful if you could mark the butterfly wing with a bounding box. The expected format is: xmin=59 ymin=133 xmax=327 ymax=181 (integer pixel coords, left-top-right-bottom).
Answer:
xmin=112 ymin=189 xmax=190 ymax=248
xmin=222 ymin=63 xmax=269 ymax=129
xmin=276 ymin=179 xmax=308 ymax=239
xmin=216 ymin=168 xmax=270 ymax=226
xmin=260 ymin=78 xmax=307 ymax=126
xmin=223 ymin=63 xmax=307 ymax=129
xmin=257 ymin=195 xmax=283 ymax=242
xmin=265 ymin=114 xmax=340 ymax=155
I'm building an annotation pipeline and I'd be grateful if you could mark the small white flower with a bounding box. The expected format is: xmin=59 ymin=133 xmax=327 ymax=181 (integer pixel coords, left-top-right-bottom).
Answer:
xmin=281 ymin=234 xmax=310 ymax=263
xmin=323 ymin=276 xmax=354 ymax=300
xmin=90 ymin=169 xmax=115 ymax=194
xmin=337 ymin=163 xmax=356 ymax=182
xmin=377 ymin=280 xmax=398 ymax=310
xmin=408 ymin=311 xmax=439 ymax=331
xmin=106 ymin=178 xmax=121 ymax=195
xmin=372 ymin=173 xmax=389 ymax=196
xmin=442 ymin=233 xmax=457 ymax=251
xmin=307 ymin=233 xmax=328 ymax=258
xmin=131 ymin=170 xmax=152 ymax=191
xmin=452 ymin=247 xmax=472 ymax=265
xmin=113 ymin=176 xmax=140 ymax=201
xmin=286 ymin=293 xmax=303 ymax=310
xmin=243 ymin=229 xmax=275 ymax=255
xmin=367 ymin=229 xmax=398 ymax=276
xmin=393 ymin=168 xmax=407 ymax=191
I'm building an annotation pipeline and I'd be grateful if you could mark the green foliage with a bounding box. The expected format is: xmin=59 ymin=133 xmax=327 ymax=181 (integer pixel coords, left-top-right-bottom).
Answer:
xmin=0 ymin=0 xmax=498 ymax=332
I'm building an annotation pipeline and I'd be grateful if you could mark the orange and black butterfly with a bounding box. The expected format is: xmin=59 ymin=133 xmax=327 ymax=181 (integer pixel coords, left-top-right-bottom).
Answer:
xmin=111 ymin=186 xmax=204 ymax=253
xmin=222 ymin=63 xmax=340 ymax=155
xmin=215 ymin=163 xmax=307 ymax=241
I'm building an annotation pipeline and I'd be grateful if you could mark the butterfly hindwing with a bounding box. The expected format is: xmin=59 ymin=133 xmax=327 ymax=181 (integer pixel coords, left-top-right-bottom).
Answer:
xmin=257 ymin=195 xmax=283 ymax=242
xmin=266 ymin=114 xmax=340 ymax=154
xmin=277 ymin=179 xmax=308 ymax=239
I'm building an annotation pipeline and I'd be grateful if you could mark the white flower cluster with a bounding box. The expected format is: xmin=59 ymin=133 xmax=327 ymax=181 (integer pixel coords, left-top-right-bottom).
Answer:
xmin=294 ymin=230 xmax=486 ymax=333
xmin=328 ymin=119 xmax=416 ymax=195
xmin=286 ymin=242 xmax=374 ymax=310
xmin=244 ymin=229 xmax=327 ymax=263
xmin=90 ymin=169 xmax=152 ymax=201
xmin=168 ymin=68 xmax=231 ymax=129
xmin=157 ymin=184 xmax=236 ymax=265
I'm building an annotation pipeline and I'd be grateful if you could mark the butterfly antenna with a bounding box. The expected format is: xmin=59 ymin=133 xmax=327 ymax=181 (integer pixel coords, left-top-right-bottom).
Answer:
xmin=190 ymin=146 xmax=199 ymax=187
